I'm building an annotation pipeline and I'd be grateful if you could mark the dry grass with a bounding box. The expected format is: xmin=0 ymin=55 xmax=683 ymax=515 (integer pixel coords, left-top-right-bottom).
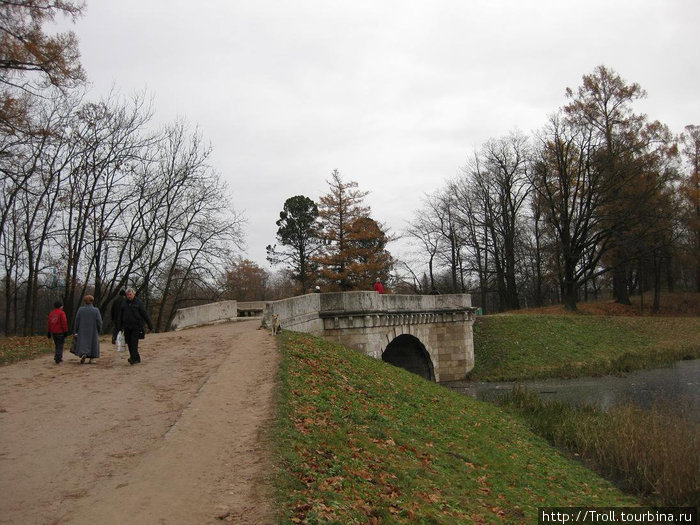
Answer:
xmin=512 ymin=292 xmax=700 ymax=317
xmin=500 ymin=389 xmax=700 ymax=506
xmin=593 ymin=402 xmax=700 ymax=505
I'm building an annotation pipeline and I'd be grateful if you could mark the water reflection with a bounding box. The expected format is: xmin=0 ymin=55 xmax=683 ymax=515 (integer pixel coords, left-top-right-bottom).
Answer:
xmin=444 ymin=359 xmax=700 ymax=421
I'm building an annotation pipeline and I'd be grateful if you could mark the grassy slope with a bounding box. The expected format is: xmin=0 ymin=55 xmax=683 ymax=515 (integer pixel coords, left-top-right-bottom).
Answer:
xmin=273 ymin=332 xmax=636 ymax=524
xmin=471 ymin=315 xmax=700 ymax=381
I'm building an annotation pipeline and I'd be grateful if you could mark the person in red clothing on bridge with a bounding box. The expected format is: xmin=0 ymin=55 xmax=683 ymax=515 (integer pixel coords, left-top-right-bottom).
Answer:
xmin=373 ymin=278 xmax=384 ymax=294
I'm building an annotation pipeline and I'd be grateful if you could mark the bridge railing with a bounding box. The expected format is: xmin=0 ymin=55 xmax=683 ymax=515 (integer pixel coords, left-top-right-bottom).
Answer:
xmin=170 ymin=300 xmax=239 ymax=331
xmin=318 ymin=291 xmax=472 ymax=314
xmin=265 ymin=291 xmax=474 ymax=333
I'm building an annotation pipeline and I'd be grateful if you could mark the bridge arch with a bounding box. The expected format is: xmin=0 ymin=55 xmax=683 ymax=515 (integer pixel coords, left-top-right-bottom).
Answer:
xmin=381 ymin=334 xmax=435 ymax=381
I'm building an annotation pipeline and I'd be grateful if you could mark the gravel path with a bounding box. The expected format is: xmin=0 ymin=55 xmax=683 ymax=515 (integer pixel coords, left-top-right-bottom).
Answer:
xmin=0 ymin=320 xmax=279 ymax=525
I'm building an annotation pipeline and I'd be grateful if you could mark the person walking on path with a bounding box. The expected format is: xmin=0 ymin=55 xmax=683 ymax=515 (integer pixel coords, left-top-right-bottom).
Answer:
xmin=71 ymin=295 xmax=102 ymax=364
xmin=111 ymin=289 xmax=126 ymax=344
xmin=47 ymin=301 xmax=69 ymax=364
xmin=116 ymin=288 xmax=153 ymax=365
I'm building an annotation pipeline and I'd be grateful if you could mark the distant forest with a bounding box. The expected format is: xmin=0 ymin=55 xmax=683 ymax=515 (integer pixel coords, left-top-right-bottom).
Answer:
xmin=403 ymin=67 xmax=699 ymax=314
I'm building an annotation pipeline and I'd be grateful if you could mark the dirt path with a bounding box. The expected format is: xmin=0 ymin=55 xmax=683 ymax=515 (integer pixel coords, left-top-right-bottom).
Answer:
xmin=0 ymin=319 xmax=280 ymax=525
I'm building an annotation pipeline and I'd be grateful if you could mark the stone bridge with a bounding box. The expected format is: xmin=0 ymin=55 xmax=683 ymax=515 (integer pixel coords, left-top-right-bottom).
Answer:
xmin=265 ymin=292 xmax=477 ymax=382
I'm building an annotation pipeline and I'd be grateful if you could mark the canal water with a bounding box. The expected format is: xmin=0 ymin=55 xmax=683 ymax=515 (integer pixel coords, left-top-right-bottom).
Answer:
xmin=444 ymin=359 xmax=700 ymax=421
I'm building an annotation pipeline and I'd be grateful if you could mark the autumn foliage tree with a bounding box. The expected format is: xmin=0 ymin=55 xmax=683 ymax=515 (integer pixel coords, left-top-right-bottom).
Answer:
xmin=221 ymin=258 xmax=269 ymax=301
xmin=313 ymin=170 xmax=396 ymax=291
xmin=0 ymin=0 xmax=86 ymax=131
xmin=344 ymin=217 xmax=394 ymax=291
xmin=314 ymin=170 xmax=371 ymax=290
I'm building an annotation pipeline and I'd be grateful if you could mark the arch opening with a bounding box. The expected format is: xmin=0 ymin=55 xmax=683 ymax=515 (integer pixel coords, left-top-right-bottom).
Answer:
xmin=381 ymin=334 xmax=435 ymax=381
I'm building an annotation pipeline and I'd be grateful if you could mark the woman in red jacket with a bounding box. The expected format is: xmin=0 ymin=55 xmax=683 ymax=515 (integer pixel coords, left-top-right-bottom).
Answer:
xmin=373 ymin=278 xmax=385 ymax=294
xmin=47 ymin=301 xmax=69 ymax=364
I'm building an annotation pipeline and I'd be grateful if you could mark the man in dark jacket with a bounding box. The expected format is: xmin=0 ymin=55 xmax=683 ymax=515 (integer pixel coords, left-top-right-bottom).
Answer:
xmin=116 ymin=288 xmax=153 ymax=365
xmin=110 ymin=289 xmax=126 ymax=344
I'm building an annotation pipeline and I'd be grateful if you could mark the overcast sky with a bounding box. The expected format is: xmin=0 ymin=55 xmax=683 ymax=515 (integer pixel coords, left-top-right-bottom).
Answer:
xmin=69 ymin=0 xmax=700 ymax=270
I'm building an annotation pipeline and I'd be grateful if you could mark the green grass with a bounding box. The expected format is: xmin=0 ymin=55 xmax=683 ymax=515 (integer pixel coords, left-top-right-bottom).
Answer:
xmin=6 ymin=312 xmax=698 ymax=520
xmin=471 ymin=315 xmax=700 ymax=381
xmin=273 ymin=332 xmax=636 ymax=524
xmin=0 ymin=335 xmax=54 ymax=365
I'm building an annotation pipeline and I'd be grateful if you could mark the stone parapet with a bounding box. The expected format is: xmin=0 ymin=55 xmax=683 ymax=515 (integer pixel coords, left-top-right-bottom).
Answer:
xmin=170 ymin=300 xmax=238 ymax=331
xmin=265 ymin=291 xmax=476 ymax=382
xmin=321 ymin=310 xmax=473 ymax=330
xmin=237 ymin=301 xmax=266 ymax=317
xmin=264 ymin=294 xmax=324 ymax=334
xmin=169 ymin=293 xmax=476 ymax=382
xmin=317 ymin=291 xmax=472 ymax=315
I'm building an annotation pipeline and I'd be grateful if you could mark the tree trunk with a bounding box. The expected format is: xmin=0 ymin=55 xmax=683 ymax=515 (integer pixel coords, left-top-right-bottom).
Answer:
xmin=612 ymin=261 xmax=631 ymax=305
xmin=3 ymin=274 xmax=12 ymax=337
xmin=562 ymin=256 xmax=578 ymax=311
xmin=563 ymin=281 xmax=578 ymax=311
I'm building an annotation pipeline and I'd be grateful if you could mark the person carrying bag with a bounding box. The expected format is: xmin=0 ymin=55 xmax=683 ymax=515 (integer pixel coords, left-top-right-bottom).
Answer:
xmin=115 ymin=288 xmax=153 ymax=365
xmin=115 ymin=330 xmax=126 ymax=352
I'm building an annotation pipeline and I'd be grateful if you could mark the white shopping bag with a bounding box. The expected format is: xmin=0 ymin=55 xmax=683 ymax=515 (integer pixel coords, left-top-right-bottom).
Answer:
xmin=116 ymin=330 xmax=126 ymax=352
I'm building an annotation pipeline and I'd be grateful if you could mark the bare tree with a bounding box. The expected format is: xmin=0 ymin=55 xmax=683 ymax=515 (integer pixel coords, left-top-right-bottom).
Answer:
xmin=17 ymin=93 xmax=79 ymax=333
xmin=529 ymin=114 xmax=615 ymax=310
xmin=428 ymin=189 xmax=465 ymax=293
xmin=0 ymin=85 xmax=247 ymax=334
xmin=450 ymin=176 xmax=491 ymax=309
xmin=405 ymin=204 xmax=442 ymax=293
xmin=57 ymin=91 xmax=154 ymax=322
xmin=136 ymin=122 xmax=244 ymax=331
xmin=465 ymin=132 xmax=531 ymax=310
xmin=679 ymin=125 xmax=700 ymax=291
xmin=1 ymin=192 xmax=23 ymax=334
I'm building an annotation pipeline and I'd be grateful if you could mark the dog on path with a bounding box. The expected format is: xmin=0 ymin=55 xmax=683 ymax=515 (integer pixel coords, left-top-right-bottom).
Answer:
xmin=271 ymin=314 xmax=281 ymax=335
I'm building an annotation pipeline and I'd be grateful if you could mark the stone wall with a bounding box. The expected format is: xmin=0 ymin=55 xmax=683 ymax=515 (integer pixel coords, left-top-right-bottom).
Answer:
xmin=264 ymin=293 xmax=324 ymax=334
xmin=169 ymin=292 xmax=476 ymax=381
xmin=236 ymin=301 xmax=266 ymax=317
xmin=169 ymin=300 xmax=239 ymax=331
xmin=319 ymin=309 xmax=474 ymax=382
xmin=318 ymin=291 xmax=471 ymax=314
xmin=266 ymin=292 xmax=475 ymax=382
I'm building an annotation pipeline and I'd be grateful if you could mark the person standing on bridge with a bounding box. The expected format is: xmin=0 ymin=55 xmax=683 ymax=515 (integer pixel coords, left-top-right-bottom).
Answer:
xmin=373 ymin=278 xmax=384 ymax=294
xmin=116 ymin=288 xmax=153 ymax=365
